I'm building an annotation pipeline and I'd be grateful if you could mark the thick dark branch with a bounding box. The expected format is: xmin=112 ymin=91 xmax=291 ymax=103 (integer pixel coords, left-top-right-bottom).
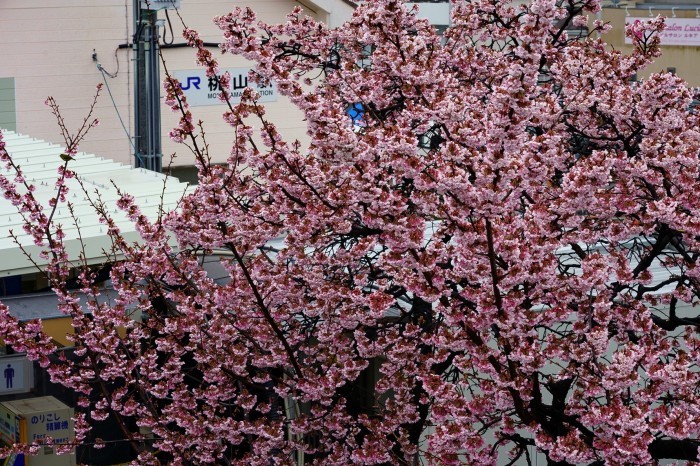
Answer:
xmin=651 ymin=313 xmax=700 ymax=331
xmin=227 ymin=241 xmax=303 ymax=378
xmin=632 ymin=227 xmax=672 ymax=278
xmin=649 ymin=438 xmax=700 ymax=461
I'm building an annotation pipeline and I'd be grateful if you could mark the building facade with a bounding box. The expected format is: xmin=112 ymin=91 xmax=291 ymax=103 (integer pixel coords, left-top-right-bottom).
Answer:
xmin=407 ymin=0 xmax=700 ymax=86
xmin=0 ymin=0 xmax=355 ymax=169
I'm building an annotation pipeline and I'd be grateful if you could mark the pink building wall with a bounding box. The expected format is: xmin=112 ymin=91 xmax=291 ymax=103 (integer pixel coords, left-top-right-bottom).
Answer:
xmin=0 ymin=0 xmax=351 ymax=167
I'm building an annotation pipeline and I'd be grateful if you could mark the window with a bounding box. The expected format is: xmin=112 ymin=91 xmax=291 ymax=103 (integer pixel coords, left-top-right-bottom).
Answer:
xmin=0 ymin=78 xmax=16 ymax=132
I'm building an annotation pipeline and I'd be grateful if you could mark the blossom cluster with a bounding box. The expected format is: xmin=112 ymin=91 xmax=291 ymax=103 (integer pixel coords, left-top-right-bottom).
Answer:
xmin=3 ymin=0 xmax=700 ymax=464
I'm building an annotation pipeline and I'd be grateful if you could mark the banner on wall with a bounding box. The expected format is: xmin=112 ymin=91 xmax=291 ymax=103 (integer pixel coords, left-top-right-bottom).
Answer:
xmin=625 ymin=17 xmax=700 ymax=46
xmin=173 ymin=68 xmax=278 ymax=107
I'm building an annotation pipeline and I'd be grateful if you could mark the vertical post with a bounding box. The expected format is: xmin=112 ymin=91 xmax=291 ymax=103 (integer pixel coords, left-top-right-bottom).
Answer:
xmin=133 ymin=2 xmax=162 ymax=172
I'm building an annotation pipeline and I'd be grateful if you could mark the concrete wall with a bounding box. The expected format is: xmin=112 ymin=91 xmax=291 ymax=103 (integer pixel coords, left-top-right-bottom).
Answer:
xmin=0 ymin=1 xmax=333 ymax=166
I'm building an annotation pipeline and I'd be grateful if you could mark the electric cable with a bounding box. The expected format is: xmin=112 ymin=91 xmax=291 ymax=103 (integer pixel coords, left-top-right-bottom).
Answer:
xmin=96 ymin=64 xmax=146 ymax=166
xmin=132 ymin=21 xmax=145 ymax=47
xmin=97 ymin=48 xmax=120 ymax=79
xmin=163 ymin=9 xmax=175 ymax=45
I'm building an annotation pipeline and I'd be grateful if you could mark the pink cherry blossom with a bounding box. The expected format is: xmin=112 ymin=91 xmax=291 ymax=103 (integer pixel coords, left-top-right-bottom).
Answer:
xmin=2 ymin=0 xmax=700 ymax=464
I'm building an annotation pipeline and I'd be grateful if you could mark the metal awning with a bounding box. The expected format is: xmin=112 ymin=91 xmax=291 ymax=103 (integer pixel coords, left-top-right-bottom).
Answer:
xmin=0 ymin=130 xmax=190 ymax=276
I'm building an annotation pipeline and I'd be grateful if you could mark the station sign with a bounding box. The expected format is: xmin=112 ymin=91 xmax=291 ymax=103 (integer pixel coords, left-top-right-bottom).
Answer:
xmin=173 ymin=68 xmax=278 ymax=107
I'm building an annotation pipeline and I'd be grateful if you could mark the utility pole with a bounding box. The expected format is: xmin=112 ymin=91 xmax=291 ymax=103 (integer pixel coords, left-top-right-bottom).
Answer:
xmin=133 ymin=1 xmax=163 ymax=172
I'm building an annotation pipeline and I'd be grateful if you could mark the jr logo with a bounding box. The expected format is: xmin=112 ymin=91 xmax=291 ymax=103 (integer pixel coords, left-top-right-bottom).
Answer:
xmin=180 ymin=76 xmax=201 ymax=90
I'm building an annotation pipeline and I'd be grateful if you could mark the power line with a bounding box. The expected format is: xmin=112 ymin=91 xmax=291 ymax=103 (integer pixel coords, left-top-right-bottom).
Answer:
xmin=96 ymin=64 xmax=146 ymax=166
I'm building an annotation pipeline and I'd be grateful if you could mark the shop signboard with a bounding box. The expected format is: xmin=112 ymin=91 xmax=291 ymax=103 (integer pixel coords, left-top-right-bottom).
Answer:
xmin=0 ymin=397 xmax=75 ymax=466
xmin=625 ymin=17 xmax=700 ymax=46
xmin=0 ymin=403 xmax=22 ymax=466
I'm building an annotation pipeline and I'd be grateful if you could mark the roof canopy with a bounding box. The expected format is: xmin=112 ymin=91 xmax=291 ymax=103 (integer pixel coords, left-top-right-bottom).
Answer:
xmin=0 ymin=130 xmax=189 ymax=276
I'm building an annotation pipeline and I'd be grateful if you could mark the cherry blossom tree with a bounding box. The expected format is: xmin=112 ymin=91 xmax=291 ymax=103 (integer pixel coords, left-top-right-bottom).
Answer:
xmin=2 ymin=0 xmax=700 ymax=464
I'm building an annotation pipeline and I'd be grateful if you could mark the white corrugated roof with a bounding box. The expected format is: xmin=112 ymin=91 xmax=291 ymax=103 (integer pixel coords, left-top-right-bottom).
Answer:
xmin=0 ymin=130 xmax=189 ymax=276
xmin=1 ymin=288 xmax=138 ymax=321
